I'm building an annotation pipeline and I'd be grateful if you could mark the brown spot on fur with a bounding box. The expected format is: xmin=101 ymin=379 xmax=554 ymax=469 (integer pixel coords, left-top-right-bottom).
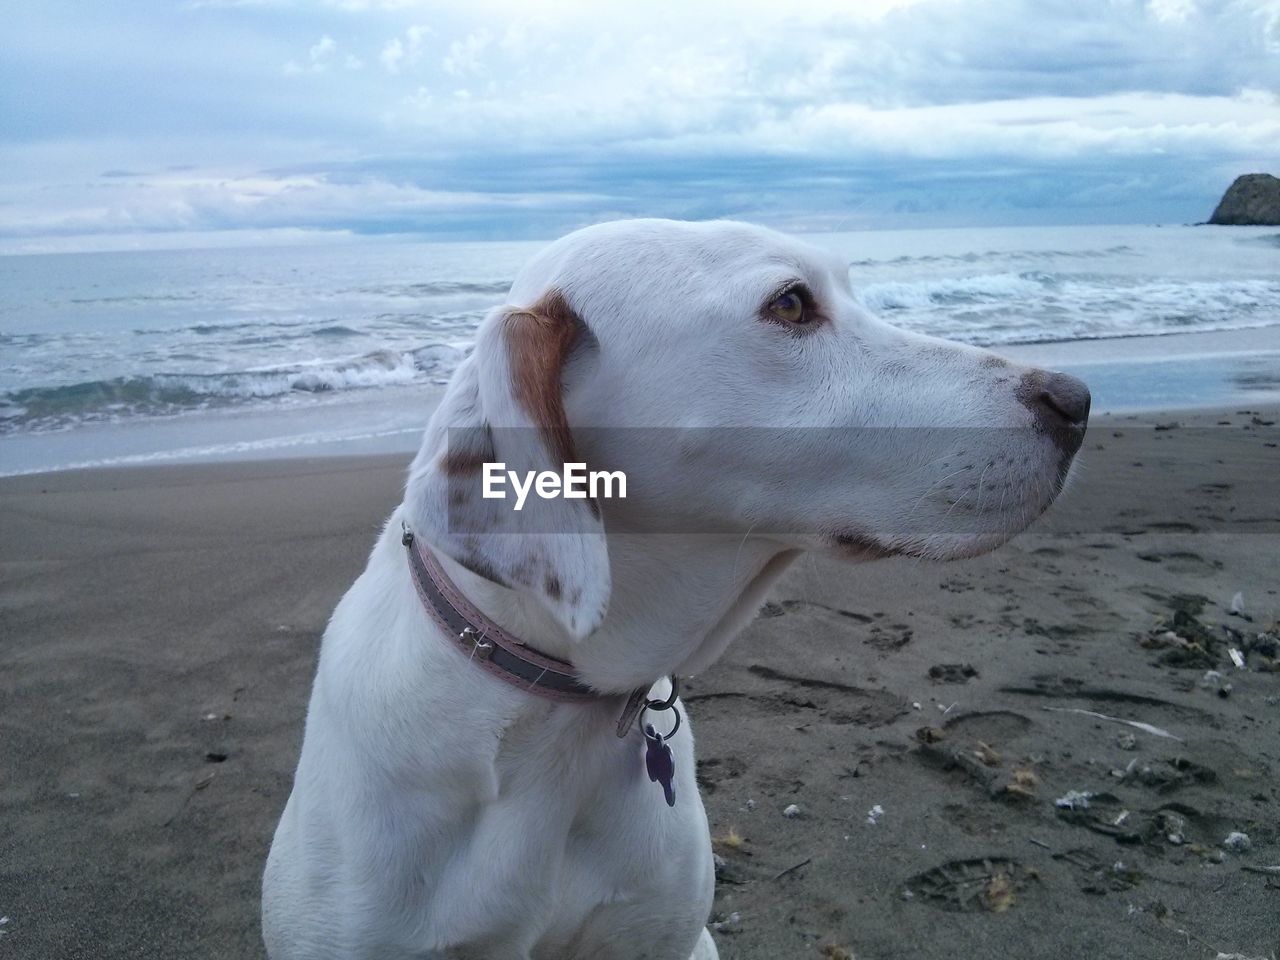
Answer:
xmin=455 ymin=552 xmax=510 ymax=588
xmin=981 ymin=354 xmax=1012 ymax=370
xmin=504 ymin=289 xmax=582 ymax=469
xmin=510 ymin=557 xmax=537 ymax=583
xmin=544 ymin=574 xmax=562 ymax=601
xmin=441 ymin=428 xmax=496 ymax=476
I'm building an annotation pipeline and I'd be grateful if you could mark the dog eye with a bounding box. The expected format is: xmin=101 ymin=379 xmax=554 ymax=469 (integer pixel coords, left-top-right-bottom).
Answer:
xmin=767 ymin=290 xmax=807 ymax=324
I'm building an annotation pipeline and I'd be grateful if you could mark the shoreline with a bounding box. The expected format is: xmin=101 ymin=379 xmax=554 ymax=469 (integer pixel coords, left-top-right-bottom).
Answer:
xmin=3 ymin=324 xmax=1279 ymax=478
xmin=1 ymin=401 xmax=1275 ymax=491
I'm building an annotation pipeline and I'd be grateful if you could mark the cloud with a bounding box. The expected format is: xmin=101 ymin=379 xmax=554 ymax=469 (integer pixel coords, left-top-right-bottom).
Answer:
xmin=283 ymin=33 xmax=364 ymax=73
xmin=0 ymin=163 xmax=616 ymax=243
xmin=442 ymin=30 xmax=490 ymax=78
xmin=2 ymin=0 xmax=1277 ymax=248
xmin=379 ymin=37 xmax=404 ymax=72
xmin=379 ymin=24 xmax=430 ymax=73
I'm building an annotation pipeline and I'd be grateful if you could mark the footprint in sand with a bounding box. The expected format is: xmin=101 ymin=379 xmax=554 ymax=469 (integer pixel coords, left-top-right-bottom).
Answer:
xmin=903 ymin=857 xmax=1033 ymax=912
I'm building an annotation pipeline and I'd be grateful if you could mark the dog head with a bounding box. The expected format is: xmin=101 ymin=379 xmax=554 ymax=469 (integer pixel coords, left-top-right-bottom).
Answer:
xmin=407 ymin=219 xmax=1089 ymax=638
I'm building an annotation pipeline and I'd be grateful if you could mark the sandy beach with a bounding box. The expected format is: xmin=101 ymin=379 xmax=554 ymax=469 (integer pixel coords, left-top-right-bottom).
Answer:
xmin=2 ymin=405 xmax=1277 ymax=960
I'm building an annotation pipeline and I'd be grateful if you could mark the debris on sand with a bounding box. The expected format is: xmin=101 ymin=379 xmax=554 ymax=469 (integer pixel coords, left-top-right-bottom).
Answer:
xmin=1232 ymin=625 xmax=1280 ymax=671
xmin=820 ymin=945 xmax=856 ymax=960
xmin=1043 ymin=707 xmax=1183 ymax=742
xmin=904 ymin=857 xmax=1035 ymax=913
xmin=917 ymin=738 xmax=1001 ymax=792
xmin=1222 ymin=831 xmax=1252 ymax=852
xmin=712 ymin=827 xmax=746 ymax=854
xmin=782 ymin=803 xmax=801 ymax=819
xmin=1156 ymin=810 xmax=1187 ymax=846
xmin=710 ymin=911 xmax=741 ymax=934
xmin=1141 ymin=595 xmax=1221 ymax=667
xmin=1055 ymin=792 xmax=1149 ymax=844
xmin=1055 ymin=790 xmax=1094 ymax=811
xmin=1000 ymin=768 xmax=1040 ymax=803
xmin=1200 ymin=669 xmax=1234 ymax=697
xmin=981 ymin=872 xmax=1017 ymax=913
xmin=772 ymin=857 xmax=812 ymax=881
xmin=1001 ymin=785 xmax=1037 ymax=803
xmin=973 ymin=742 xmax=1002 ymax=767
xmin=1011 ymin=768 xmax=1039 ymax=788
xmin=1135 ymin=757 xmax=1217 ymax=793
xmin=1142 ymin=597 xmax=1279 ymax=671
xmin=928 ymin=663 xmax=978 ymax=684
xmin=915 ymin=725 xmax=947 ymax=744
xmin=1187 ymin=842 xmax=1227 ymax=863
xmin=1248 ymin=629 xmax=1278 ymax=659
xmin=866 ymin=804 xmax=884 ymax=826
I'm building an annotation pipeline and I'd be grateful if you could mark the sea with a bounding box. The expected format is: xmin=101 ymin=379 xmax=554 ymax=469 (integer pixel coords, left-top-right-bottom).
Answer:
xmin=2 ymin=223 xmax=1278 ymax=477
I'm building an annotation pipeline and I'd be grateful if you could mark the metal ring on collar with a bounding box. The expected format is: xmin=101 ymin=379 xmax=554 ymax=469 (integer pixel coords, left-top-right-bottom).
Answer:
xmin=641 ymin=704 xmax=682 ymax=742
xmin=645 ymin=676 xmax=680 ymax=711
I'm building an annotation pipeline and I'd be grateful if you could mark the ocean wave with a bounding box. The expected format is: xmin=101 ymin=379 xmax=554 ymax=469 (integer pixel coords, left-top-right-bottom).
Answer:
xmin=857 ymin=272 xmax=1280 ymax=345
xmin=58 ymin=279 xmax=511 ymax=309
xmin=848 ymin=245 xmax=1134 ymax=268
xmin=141 ymin=308 xmax=486 ymax=339
xmin=859 ymin=272 xmax=1051 ymax=310
xmin=68 ymin=292 xmax=212 ymax=306
xmin=350 ymin=280 xmax=512 ymax=298
xmin=1232 ymin=232 xmax=1280 ymax=249
xmin=0 ymin=343 xmax=468 ymax=433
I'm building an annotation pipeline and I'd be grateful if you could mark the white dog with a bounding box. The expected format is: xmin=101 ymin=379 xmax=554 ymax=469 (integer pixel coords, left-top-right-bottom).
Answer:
xmin=262 ymin=219 xmax=1088 ymax=959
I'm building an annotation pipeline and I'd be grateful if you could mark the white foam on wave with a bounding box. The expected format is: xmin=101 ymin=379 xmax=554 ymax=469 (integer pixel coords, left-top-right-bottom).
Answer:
xmin=857 ymin=272 xmax=1280 ymax=347
xmin=0 ymin=343 xmax=470 ymax=433
xmin=859 ymin=272 xmax=1047 ymax=310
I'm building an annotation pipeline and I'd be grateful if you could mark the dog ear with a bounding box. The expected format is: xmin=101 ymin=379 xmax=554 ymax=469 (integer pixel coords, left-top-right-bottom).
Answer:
xmin=405 ymin=290 xmax=610 ymax=640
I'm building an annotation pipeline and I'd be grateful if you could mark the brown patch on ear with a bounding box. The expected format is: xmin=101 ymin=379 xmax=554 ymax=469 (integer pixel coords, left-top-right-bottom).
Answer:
xmin=504 ymin=289 xmax=582 ymax=468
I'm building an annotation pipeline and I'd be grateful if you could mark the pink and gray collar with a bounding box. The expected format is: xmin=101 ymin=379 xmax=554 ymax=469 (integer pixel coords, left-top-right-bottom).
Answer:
xmin=402 ymin=524 xmax=664 ymax=738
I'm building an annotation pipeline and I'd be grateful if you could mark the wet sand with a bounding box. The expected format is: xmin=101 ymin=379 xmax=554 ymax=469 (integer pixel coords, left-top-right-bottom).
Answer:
xmin=1 ymin=406 xmax=1277 ymax=959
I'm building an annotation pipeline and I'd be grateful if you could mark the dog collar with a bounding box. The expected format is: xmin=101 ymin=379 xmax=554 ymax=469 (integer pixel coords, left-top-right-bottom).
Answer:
xmin=401 ymin=525 xmax=677 ymax=748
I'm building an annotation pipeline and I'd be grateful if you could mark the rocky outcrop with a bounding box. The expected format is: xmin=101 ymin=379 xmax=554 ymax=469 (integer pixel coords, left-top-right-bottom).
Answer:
xmin=1208 ymin=173 xmax=1280 ymax=225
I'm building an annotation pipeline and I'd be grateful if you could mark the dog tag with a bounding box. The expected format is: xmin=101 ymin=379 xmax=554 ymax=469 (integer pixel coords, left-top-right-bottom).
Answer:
xmin=644 ymin=723 xmax=676 ymax=807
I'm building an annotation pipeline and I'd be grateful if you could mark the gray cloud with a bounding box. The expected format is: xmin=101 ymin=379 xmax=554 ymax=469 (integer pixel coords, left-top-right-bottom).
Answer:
xmin=1 ymin=0 xmax=1276 ymax=249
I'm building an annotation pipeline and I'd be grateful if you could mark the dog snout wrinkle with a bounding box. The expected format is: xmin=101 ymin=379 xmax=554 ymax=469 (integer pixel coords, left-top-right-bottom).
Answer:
xmin=1018 ymin=369 xmax=1090 ymax=454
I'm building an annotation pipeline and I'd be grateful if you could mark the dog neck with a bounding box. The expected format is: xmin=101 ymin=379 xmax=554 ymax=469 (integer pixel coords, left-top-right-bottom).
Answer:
xmin=430 ymin=532 xmax=799 ymax=694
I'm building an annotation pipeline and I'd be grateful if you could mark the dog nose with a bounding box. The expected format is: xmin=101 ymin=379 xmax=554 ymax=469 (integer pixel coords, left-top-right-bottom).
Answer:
xmin=1039 ymin=371 xmax=1091 ymax=426
xmin=1019 ymin=369 xmax=1090 ymax=452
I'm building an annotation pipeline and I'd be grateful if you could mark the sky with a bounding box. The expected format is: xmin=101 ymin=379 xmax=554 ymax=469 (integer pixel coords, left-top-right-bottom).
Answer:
xmin=1 ymin=0 xmax=1278 ymax=252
